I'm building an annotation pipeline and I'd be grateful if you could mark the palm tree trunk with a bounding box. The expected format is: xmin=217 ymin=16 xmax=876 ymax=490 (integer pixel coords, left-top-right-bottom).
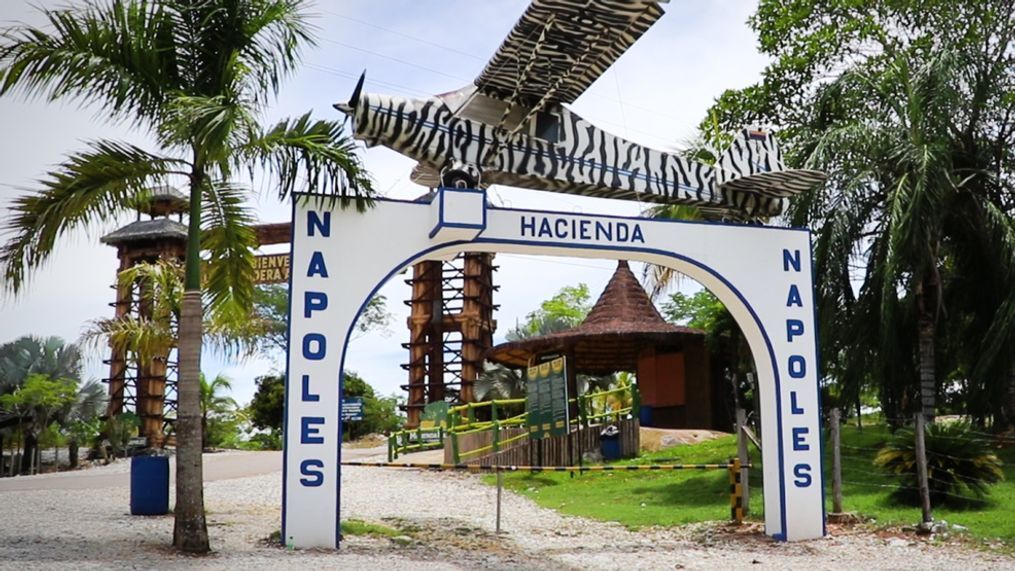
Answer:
xmin=20 ymin=432 xmax=37 ymax=475
xmin=173 ymin=166 xmax=209 ymax=554
xmin=1007 ymin=362 xmax=1015 ymax=430
xmin=69 ymin=438 xmax=79 ymax=469
xmin=915 ymin=274 xmax=937 ymax=422
xmin=174 ymin=290 xmax=209 ymax=552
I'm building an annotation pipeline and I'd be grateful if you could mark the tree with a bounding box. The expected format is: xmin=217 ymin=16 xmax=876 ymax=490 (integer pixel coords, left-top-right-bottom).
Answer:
xmin=243 ymin=284 xmax=391 ymax=358
xmin=703 ymin=0 xmax=1015 ymax=428
xmin=0 ymin=335 xmax=83 ymax=393
xmin=61 ymin=379 xmax=105 ymax=469
xmin=662 ymin=290 xmax=754 ymax=416
xmin=490 ymin=283 xmax=614 ymax=398
xmin=199 ymin=373 xmax=237 ymax=449
xmin=0 ymin=335 xmax=85 ymax=473
xmin=247 ymin=372 xmax=400 ymax=442
xmin=342 ymin=371 xmax=400 ymax=440
xmin=0 ymin=0 xmax=374 ymax=551
xmin=0 ymin=373 xmax=77 ymax=474
xmin=249 ymin=374 xmax=285 ymax=436
xmin=507 ymin=283 xmax=592 ymax=340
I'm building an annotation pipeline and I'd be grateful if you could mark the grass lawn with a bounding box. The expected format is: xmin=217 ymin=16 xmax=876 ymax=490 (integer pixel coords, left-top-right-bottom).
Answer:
xmin=489 ymin=422 xmax=1015 ymax=547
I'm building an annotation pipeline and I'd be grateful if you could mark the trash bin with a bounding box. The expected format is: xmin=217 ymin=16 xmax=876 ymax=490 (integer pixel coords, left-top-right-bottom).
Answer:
xmin=600 ymin=425 xmax=622 ymax=461
xmin=130 ymin=455 xmax=169 ymax=515
xmin=639 ymin=405 xmax=653 ymax=427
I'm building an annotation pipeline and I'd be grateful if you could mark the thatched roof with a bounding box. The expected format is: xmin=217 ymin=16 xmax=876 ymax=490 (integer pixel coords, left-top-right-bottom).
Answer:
xmin=487 ymin=260 xmax=703 ymax=374
xmin=100 ymin=218 xmax=188 ymax=246
xmin=130 ymin=185 xmax=189 ymax=216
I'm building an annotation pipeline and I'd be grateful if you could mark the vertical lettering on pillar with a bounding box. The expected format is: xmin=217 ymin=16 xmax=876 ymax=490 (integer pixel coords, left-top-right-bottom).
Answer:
xmin=285 ymin=206 xmax=335 ymax=547
xmin=782 ymin=248 xmax=814 ymax=490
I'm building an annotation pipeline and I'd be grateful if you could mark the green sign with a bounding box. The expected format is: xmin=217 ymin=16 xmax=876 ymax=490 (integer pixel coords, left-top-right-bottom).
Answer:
xmin=526 ymin=357 xmax=569 ymax=439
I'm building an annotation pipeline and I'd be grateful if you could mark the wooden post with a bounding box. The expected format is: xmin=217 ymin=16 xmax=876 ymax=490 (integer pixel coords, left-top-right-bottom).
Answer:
xmin=915 ymin=412 xmax=933 ymax=526
xmin=735 ymin=408 xmax=750 ymax=515
xmin=496 ymin=470 xmax=504 ymax=533
xmin=830 ymin=408 xmax=843 ymax=514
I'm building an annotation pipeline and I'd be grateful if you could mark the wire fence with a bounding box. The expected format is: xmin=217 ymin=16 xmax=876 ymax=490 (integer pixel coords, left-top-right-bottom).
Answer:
xmin=823 ymin=409 xmax=1011 ymax=524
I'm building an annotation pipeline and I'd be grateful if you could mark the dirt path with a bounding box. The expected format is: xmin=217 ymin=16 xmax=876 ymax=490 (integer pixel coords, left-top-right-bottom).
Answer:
xmin=0 ymin=446 xmax=386 ymax=492
xmin=0 ymin=447 xmax=1010 ymax=570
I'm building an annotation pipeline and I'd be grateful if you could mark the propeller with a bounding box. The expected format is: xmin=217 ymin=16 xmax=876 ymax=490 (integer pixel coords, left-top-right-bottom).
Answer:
xmin=333 ymin=71 xmax=366 ymax=130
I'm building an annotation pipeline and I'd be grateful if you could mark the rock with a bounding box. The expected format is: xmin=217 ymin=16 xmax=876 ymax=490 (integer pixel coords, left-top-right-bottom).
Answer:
xmin=952 ymin=524 xmax=968 ymax=532
xmin=660 ymin=435 xmax=681 ymax=448
xmin=887 ymin=538 xmax=910 ymax=547
xmin=391 ymin=535 xmax=413 ymax=546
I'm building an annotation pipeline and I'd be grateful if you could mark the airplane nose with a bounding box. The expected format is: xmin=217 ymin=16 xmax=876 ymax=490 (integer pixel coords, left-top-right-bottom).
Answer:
xmin=333 ymin=71 xmax=365 ymax=117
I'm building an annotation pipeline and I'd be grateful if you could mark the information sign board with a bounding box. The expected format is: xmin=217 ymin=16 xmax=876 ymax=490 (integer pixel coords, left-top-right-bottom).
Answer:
xmin=340 ymin=397 xmax=364 ymax=422
xmin=525 ymin=357 xmax=569 ymax=439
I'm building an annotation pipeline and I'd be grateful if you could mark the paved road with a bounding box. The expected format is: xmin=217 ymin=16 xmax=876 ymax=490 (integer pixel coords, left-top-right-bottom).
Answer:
xmin=0 ymin=445 xmax=388 ymax=492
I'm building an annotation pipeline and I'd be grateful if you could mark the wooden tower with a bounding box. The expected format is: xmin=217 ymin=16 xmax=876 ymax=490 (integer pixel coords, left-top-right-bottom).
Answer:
xmin=100 ymin=187 xmax=189 ymax=447
xmin=402 ymin=253 xmax=497 ymax=427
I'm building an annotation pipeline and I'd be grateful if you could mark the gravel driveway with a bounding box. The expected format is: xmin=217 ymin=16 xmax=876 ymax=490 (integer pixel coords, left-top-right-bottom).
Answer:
xmin=0 ymin=451 xmax=1010 ymax=570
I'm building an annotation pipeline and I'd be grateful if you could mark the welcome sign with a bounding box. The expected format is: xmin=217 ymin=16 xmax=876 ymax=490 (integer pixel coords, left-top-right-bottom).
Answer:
xmin=283 ymin=189 xmax=825 ymax=548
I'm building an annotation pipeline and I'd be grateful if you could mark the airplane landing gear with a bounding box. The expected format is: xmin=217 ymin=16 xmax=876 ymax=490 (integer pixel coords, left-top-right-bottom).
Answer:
xmin=440 ymin=162 xmax=481 ymax=189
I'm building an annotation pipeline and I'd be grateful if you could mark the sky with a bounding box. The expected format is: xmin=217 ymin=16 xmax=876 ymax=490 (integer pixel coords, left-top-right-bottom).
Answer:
xmin=0 ymin=0 xmax=770 ymax=406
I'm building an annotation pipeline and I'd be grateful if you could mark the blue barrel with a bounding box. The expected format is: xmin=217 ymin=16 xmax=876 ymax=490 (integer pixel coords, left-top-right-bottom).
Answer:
xmin=600 ymin=429 xmax=622 ymax=461
xmin=639 ymin=405 xmax=653 ymax=427
xmin=130 ymin=455 xmax=169 ymax=515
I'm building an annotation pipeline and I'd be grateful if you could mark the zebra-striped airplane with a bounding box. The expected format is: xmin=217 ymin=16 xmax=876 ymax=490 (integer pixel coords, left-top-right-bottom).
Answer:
xmin=334 ymin=0 xmax=826 ymax=220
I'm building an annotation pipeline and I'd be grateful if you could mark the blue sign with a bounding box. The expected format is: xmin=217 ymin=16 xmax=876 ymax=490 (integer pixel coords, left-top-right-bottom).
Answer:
xmin=341 ymin=397 xmax=364 ymax=422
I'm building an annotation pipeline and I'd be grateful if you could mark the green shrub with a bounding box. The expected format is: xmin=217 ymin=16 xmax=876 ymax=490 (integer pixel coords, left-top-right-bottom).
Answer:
xmin=874 ymin=421 xmax=1004 ymax=506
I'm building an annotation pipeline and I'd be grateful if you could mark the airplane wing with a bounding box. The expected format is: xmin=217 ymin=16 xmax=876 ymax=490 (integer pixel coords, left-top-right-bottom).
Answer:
xmin=474 ymin=0 xmax=667 ymax=107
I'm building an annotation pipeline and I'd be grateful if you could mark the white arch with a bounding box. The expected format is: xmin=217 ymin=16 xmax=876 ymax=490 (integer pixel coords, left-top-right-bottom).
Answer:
xmin=282 ymin=195 xmax=825 ymax=548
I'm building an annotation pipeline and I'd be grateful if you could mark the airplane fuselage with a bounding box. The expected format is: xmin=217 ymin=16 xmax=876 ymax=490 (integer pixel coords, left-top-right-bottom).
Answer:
xmin=347 ymin=92 xmax=785 ymax=217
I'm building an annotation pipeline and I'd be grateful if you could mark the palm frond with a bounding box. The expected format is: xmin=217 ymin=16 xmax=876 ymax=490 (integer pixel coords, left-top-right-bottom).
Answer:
xmin=201 ymin=180 xmax=257 ymax=325
xmin=641 ymin=203 xmax=701 ymax=297
xmin=235 ymin=0 xmax=315 ymax=100
xmin=70 ymin=379 xmax=107 ymax=422
xmin=240 ymin=113 xmax=375 ymax=209
xmin=0 ymin=0 xmax=175 ymax=128
xmin=159 ymin=94 xmax=256 ymax=167
xmin=0 ymin=140 xmax=186 ymax=293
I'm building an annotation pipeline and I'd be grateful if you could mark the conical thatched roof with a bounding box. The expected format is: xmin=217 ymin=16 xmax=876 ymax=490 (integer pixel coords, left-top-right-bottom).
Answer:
xmin=487 ymin=261 xmax=703 ymax=374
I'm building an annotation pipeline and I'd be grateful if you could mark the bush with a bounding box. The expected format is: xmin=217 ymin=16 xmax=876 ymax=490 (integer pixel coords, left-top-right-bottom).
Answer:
xmin=874 ymin=421 xmax=1004 ymax=506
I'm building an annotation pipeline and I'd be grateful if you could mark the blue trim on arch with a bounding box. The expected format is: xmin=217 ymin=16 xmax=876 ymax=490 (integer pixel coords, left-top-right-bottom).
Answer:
xmin=326 ymin=235 xmax=793 ymax=542
xmin=280 ymin=199 xmax=298 ymax=547
xmin=429 ymin=187 xmax=488 ymax=239
xmin=809 ymin=233 xmax=829 ymax=536
xmin=291 ymin=192 xmax=812 ymax=235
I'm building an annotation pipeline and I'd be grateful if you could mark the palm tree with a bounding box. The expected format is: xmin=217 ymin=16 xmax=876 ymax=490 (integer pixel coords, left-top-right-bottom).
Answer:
xmin=0 ymin=335 xmax=83 ymax=393
xmin=62 ymin=379 xmax=106 ymax=469
xmin=0 ymin=335 xmax=85 ymax=473
xmin=792 ymin=51 xmax=1015 ymax=426
xmin=0 ymin=1 xmax=373 ymax=552
xmin=199 ymin=373 xmax=236 ymax=449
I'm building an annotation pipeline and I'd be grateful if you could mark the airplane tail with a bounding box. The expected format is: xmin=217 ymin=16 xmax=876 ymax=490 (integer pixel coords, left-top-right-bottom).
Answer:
xmin=714 ymin=127 xmax=785 ymax=186
xmin=714 ymin=127 xmax=825 ymax=204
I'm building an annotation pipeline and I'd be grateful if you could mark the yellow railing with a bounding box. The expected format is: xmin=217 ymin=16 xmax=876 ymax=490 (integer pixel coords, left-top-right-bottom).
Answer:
xmin=388 ymin=385 xmax=640 ymax=463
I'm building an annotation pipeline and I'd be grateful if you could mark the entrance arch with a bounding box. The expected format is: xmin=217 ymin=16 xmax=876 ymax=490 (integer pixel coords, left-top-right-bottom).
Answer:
xmin=282 ymin=189 xmax=825 ymax=548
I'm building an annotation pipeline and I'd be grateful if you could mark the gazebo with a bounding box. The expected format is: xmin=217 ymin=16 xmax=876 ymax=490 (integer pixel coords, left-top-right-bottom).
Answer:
xmin=487 ymin=260 xmax=726 ymax=430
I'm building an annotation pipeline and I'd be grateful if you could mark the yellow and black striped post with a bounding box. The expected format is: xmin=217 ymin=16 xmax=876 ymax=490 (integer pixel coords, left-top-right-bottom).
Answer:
xmin=729 ymin=458 xmax=744 ymax=524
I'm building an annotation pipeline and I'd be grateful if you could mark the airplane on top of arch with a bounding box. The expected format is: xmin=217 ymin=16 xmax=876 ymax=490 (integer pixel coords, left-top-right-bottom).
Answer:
xmin=334 ymin=0 xmax=826 ymax=221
